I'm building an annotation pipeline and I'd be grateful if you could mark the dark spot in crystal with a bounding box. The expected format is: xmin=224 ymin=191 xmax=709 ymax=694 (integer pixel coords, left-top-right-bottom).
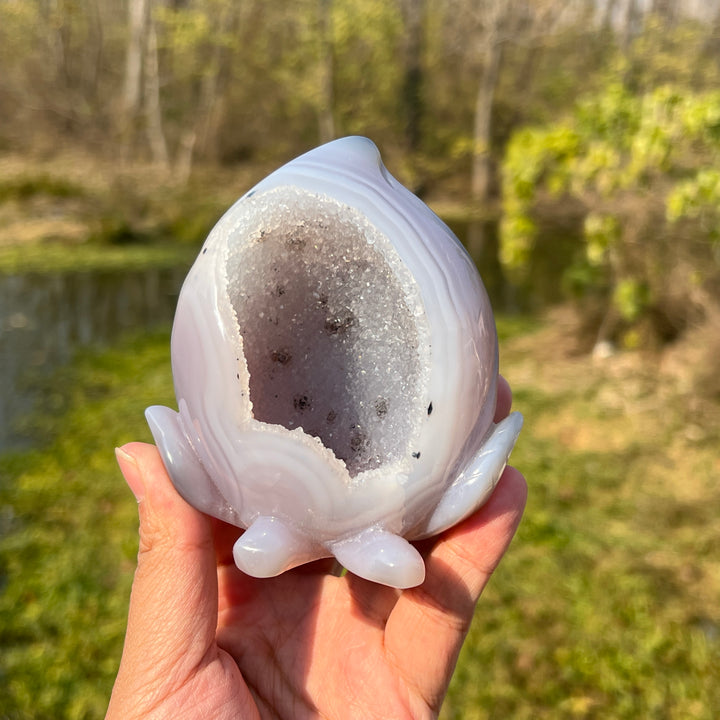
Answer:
xmin=350 ymin=431 xmax=369 ymax=454
xmin=326 ymin=410 xmax=337 ymax=424
xmin=270 ymin=349 xmax=292 ymax=365
xmin=375 ymin=398 xmax=388 ymax=417
xmin=427 ymin=402 xmax=433 ymax=416
xmin=286 ymin=234 xmax=306 ymax=250
xmin=412 ymin=451 xmax=421 ymax=459
xmin=293 ymin=394 xmax=312 ymax=412
xmin=324 ymin=310 xmax=355 ymax=335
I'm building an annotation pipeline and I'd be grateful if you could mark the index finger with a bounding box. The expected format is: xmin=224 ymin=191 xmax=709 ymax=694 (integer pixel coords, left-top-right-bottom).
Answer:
xmin=383 ymin=466 xmax=527 ymax=710
xmin=495 ymin=374 xmax=513 ymax=422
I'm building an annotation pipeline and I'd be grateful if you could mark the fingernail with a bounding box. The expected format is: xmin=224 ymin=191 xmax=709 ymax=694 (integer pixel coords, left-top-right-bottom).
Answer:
xmin=115 ymin=446 xmax=145 ymax=503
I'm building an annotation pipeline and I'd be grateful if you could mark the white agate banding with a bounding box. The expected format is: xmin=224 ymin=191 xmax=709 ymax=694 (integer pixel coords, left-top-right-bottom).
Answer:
xmin=146 ymin=136 xmax=522 ymax=589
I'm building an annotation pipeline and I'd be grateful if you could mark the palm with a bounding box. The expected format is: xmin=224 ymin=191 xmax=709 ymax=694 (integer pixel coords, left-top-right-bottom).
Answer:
xmin=217 ymin=569 xmax=414 ymax=718
xmin=211 ymin=463 xmax=524 ymax=719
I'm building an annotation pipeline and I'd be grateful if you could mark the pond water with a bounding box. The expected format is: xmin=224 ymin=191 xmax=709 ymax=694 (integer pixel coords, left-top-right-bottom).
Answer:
xmin=0 ymin=266 xmax=187 ymax=451
xmin=0 ymin=219 xmax=563 ymax=453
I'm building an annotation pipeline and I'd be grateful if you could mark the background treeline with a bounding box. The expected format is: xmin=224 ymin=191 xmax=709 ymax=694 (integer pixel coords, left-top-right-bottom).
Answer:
xmin=2 ymin=0 xmax=720 ymax=366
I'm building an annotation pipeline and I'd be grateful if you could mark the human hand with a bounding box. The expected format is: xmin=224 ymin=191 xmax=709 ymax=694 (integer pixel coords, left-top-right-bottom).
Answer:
xmin=107 ymin=377 xmax=526 ymax=720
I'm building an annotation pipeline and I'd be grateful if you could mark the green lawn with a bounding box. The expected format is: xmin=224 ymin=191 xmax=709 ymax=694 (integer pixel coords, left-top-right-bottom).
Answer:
xmin=443 ymin=316 xmax=720 ymax=719
xmin=0 ymin=316 xmax=718 ymax=719
xmin=0 ymin=243 xmax=197 ymax=276
xmin=0 ymin=331 xmax=173 ymax=719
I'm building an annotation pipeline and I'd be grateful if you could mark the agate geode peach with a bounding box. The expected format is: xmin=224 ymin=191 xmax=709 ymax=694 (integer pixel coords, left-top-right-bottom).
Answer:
xmin=146 ymin=136 xmax=522 ymax=588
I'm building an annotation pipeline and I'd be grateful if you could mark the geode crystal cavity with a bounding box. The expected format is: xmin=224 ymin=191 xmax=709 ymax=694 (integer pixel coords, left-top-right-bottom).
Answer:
xmin=145 ymin=136 xmax=522 ymax=588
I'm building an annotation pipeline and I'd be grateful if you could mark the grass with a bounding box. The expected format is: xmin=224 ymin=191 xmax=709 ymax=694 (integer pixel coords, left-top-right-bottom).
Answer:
xmin=0 ymin=243 xmax=198 ymax=276
xmin=0 ymin=331 xmax=173 ymax=720
xmin=0 ymin=314 xmax=718 ymax=719
xmin=443 ymin=312 xmax=720 ymax=719
xmin=0 ymin=152 xmax=250 ymax=255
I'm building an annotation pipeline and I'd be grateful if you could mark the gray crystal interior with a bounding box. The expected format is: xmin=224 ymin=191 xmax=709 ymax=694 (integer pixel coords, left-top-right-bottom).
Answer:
xmin=227 ymin=188 xmax=423 ymax=477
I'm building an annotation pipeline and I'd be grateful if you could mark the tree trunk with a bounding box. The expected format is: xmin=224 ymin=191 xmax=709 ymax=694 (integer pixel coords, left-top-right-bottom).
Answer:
xmin=175 ymin=2 xmax=239 ymax=179
xmin=317 ymin=0 xmax=336 ymax=144
xmin=399 ymin=0 xmax=424 ymax=155
xmin=175 ymin=130 xmax=197 ymax=185
xmin=467 ymin=36 xmax=503 ymax=265
xmin=86 ymin=0 xmax=104 ymax=106
xmin=175 ymin=48 xmax=220 ymax=181
xmin=598 ymin=0 xmax=619 ymax=31
xmin=699 ymin=2 xmax=720 ymax=64
xmin=143 ymin=5 xmax=169 ymax=167
xmin=620 ymin=0 xmax=640 ymax=51
xmin=121 ymin=0 xmax=148 ymax=157
xmin=471 ymin=36 xmax=503 ymax=205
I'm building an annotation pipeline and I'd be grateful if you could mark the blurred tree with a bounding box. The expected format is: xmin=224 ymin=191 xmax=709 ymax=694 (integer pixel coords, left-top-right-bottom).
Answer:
xmin=0 ymin=0 xmax=122 ymax=146
xmin=501 ymin=82 xmax=720 ymax=348
xmin=157 ymin=0 xmax=244 ymax=177
xmin=123 ymin=0 xmax=149 ymax=134
xmin=317 ymin=0 xmax=336 ymax=144
xmin=429 ymin=0 xmax=577 ymax=295
xmin=120 ymin=0 xmax=168 ymax=165
xmin=2 ymin=0 xmax=720 ymax=292
xmin=618 ymin=0 xmax=642 ymax=51
xmin=144 ymin=0 xmax=169 ymax=166
xmin=122 ymin=0 xmax=147 ymax=154
xmin=397 ymin=0 xmax=425 ymax=154
xmin=331 ymin=0 xmax=405 ymax=145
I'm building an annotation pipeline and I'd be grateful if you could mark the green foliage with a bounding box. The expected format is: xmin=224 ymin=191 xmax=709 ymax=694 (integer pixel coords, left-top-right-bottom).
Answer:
xmin=667 ymin=169 xmax=720 ymax=242
xmin=331 ymin=0 xmax=404 ymax=138
xmin=612 ymin=277 xmax=650 ymax=322
xmin=143 ymin=0 xmax=408 ymax=160
xmin=87 ymin=177 xmax=231 ymax=247
xmin=624 ymin=13 xmax=720 ymax=92
xmin=500 ymin=125 xmax=579 ymax=268
xmin=583 ymin=212 xmax=619 ymax=267
xmin=501 ymin=82 xmax=720 ymax=343
xmin=153 ymin=0 xmax=238 ymax=120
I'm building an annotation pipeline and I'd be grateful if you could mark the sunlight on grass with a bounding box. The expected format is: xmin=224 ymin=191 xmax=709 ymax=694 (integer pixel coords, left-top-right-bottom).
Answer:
xmin=0 ymin=317 xmax=718 ymax=718
xmin=0 ymin=243 xmax=197 ymax=276
xmin=0 ymin=331 xmax=174 ymax=719
xmin=442 ymin=315 xmax=720 ymax=719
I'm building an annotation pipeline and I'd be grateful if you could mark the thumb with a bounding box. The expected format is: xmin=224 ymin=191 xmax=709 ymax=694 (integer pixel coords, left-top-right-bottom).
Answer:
xmin=112 ymin=442 xmax=218 ymax=699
